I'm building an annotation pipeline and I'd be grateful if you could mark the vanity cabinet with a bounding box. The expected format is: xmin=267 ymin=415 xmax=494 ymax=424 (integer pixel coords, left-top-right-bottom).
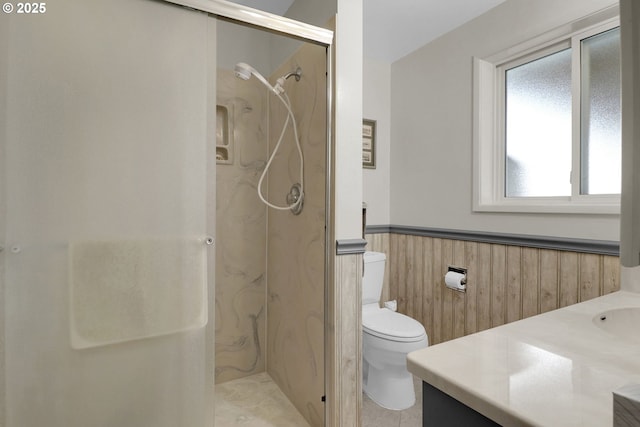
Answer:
xmin=422 ymin=382 xmax=500 ymax=427
xmin=409 ymin=292 xmax=640 ymax=427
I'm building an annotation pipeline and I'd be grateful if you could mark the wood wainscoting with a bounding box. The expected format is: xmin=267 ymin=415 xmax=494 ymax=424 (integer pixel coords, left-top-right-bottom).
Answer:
xmin=365 ymin=232 xmax=620 ymax=346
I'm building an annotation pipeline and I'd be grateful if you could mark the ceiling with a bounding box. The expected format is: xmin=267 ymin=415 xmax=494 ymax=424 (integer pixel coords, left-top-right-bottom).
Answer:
xmin=227 ymin=0 xmax=507 ymax=63
xmin=364 ymin=0 xmax=507 ymax=63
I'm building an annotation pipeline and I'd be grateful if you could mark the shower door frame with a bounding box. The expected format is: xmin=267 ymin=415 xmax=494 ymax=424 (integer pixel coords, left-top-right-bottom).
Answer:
xmin=160 ymin=0 xmax=335 ymax=424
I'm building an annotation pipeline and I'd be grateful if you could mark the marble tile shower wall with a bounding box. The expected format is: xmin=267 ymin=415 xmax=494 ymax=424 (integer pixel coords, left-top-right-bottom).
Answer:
xmin=366 ymin=233 xmax=621 ymax=345
xmin=215 ymin=70 xmax=268 ymax=384
xmin=266 ymin=43 xmax=327 ymax=427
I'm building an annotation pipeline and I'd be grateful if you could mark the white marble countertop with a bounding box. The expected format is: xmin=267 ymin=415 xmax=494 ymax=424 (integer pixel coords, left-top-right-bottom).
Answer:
xmin=407 ymin=291 xmax=640 ymax=427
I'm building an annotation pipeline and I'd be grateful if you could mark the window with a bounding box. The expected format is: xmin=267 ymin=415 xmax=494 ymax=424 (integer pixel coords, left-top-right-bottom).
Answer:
xmin=473 ymin=10 xmax=621 ymax=214
xmin=505 ymin=46 xmax=573 ymax=198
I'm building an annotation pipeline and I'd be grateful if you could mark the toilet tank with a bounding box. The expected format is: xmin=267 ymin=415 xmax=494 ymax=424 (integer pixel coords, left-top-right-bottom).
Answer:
xmin=362 ymin=251 xmax=386 ymax=305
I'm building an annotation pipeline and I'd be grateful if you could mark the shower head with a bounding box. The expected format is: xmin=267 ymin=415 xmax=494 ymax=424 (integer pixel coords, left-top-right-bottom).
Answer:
xmin=234 ymin=62 xmax=303 ymax=96
xmin=234 ymin=62 xmax=252 ymax=80
xmin=234 ymin=62 xmax=281 ymax=95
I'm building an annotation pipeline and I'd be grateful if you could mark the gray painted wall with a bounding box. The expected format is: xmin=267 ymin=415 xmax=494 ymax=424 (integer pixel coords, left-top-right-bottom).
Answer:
xmin=386 ymin=0 xmax=619 ymax=241
xmin=363 ymin=57 xmax=391 ymax=226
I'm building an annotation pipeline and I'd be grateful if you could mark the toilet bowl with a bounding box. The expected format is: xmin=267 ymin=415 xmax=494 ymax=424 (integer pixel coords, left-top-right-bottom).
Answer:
xmin=362 ymin=251 xmax=429 ymax=410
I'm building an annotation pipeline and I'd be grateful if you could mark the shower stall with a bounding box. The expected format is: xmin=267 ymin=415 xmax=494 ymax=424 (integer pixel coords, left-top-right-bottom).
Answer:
xmin=0 ymin=0 xmax=333 ymax=426
xmin=215 ymin=13 xmax=327 ymax=426
xmin=214 ymin=17 xmax=329 ymax=426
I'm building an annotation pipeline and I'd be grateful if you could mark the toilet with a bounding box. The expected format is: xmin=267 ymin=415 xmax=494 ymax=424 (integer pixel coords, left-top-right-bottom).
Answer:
xmin=362 ymin=251 xmax=429 ymax=410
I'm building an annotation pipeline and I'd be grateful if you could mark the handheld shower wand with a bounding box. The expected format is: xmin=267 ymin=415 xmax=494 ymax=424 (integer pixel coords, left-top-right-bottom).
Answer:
xmin=234 ymin=62 xmax=281 ymax=94
xmin=234 ymin=62 xmax=305 ymax=214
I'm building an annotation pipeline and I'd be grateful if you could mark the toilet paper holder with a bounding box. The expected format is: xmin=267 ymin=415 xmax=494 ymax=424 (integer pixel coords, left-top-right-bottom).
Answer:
xmin=446 ymin=266 xmax=467 ymax=292
xmin=448 ymin=266 xmax=467 ymax=276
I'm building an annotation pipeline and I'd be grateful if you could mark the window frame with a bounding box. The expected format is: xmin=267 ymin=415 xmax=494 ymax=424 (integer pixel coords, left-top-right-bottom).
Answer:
xmin=473 ymin=8 xmax=620 ymax=214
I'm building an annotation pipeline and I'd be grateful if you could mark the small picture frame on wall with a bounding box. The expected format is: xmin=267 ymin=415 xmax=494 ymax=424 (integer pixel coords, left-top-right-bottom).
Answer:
xmin=362 ymin=119 xmax=376 ymax=169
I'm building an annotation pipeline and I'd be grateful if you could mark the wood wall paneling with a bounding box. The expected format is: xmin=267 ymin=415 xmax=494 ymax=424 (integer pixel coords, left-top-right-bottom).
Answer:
xmin=413 ymin=236 xmax=424 ymax=327
xmin=539 ymin=249 xmax=559 ymax=313
xmin=506 ymin=246 xmax=522 ymax=324
xmin=452 ymin=240 xmax=466 ymax=340
xmin=579 ymin=253 xmax=601 ymax=302
xmin=463 ymin=241 xmax=478 ymax=336
xmin=432 ymin=238 xmax=443 ymax=344
xmin=422 ymin=238 xmax=434 ymax=343
xmin=441 ymin=239 xmax=454 ymax=343
xmin=603 ymin=255 xmax=621 ymax=295
xmin=476 ymin=243 xmax=492 ymax=334
xmin=397 ymin=234 xmax=408 ymax=314
xmin=491 ymin=245 xmax=507 ymax=329
xmin=559 ymin=252 xmax=579 ymax=308
xmin=406 ymin=236 xmax=416 ymax=319
xmin=390 ymin=233 xmax=400 ymax=309
xmin=327 ymin=254 xmax=362 ymax=427
xmin=521 ymin=247 xmax=540 ymax=319
xmin=366 ymin=233 xmax=621 ymax=347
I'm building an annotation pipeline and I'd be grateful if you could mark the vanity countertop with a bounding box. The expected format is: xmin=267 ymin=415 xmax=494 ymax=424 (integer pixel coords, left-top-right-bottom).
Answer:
xmin=407 ymin=291 xmax=640 ymax=427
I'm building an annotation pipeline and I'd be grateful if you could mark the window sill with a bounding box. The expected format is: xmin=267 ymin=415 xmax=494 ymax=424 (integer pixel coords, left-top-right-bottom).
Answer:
xmin=473 ymin=198 xmax=620 ymax=215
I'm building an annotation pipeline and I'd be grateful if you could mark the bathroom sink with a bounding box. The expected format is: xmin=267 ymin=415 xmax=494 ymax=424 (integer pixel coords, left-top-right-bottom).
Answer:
xmin=592 ymin=307 xmax=640 ymax=343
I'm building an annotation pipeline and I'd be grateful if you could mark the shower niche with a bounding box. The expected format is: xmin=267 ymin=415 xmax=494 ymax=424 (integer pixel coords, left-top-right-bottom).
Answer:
xmin=216 ymin=103 xmax=233 ymax=164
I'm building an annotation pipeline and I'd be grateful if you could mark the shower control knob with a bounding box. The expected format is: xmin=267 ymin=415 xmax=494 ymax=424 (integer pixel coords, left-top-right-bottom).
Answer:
xmin=287 ymin=183 xmax=304 ymax=215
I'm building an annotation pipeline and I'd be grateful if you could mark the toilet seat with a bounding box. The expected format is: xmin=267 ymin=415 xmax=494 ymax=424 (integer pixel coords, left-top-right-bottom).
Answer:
xmin=363 ymin=308 xmax=426 ymax=342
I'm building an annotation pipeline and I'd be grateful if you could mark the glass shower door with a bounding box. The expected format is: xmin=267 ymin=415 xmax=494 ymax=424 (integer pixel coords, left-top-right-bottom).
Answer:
xmin=1 ymin=0 xmax=215 ymax=425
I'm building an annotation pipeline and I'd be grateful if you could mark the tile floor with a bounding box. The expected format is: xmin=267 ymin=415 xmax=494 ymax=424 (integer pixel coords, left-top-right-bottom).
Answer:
xmin=215 ymin=372 xmax=310 ymax=426
xmin=215 ymin=372 xmax=422 ymax=426
xmin=362 ymin=376 xmax=422 ymax=427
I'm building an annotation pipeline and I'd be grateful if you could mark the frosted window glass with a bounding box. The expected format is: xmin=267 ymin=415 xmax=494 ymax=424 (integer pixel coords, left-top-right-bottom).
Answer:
xmin=581 ymin=28 xmax=621 ymax=195
xmin=505 ymin=49 xmax=572 ymax=197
